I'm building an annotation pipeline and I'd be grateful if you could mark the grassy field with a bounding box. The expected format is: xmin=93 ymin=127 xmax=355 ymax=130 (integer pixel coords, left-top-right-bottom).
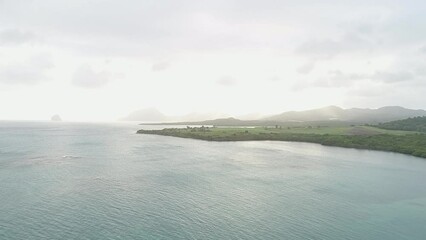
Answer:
xmin=239 ymin=126 xmax=417 ymax=135
xmin=137 ymin=126 xmax=426 ymax=159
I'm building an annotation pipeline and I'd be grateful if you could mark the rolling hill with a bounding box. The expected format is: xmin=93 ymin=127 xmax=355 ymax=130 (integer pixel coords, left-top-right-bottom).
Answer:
xmin=264 ymin=106 xmax=426 ymax=124
xmin=377 ymin=116 xmax=426 ymax=132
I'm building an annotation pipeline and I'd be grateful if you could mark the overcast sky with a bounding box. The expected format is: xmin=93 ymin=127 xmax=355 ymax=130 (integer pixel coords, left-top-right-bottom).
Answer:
xmin=1 ymin=0 xmax=426 ymax=121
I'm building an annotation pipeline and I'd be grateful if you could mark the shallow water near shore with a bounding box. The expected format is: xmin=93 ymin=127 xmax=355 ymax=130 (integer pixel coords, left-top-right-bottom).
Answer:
xmin=1 ymin=122 xmax=426 ymax=239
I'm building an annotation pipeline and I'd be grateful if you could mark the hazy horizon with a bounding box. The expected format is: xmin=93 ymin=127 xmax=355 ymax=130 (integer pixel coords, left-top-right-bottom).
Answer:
xmin=1 ymin=0 xmax=426 ymax=121
xmin=1 ymin=105 xmax=426 ymax=123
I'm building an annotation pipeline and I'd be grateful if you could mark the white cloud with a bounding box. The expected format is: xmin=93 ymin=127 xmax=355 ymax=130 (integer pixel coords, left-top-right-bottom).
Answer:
xmin=0 ymin=64 xmax=46 ymax=84
xmin=0 ymin=29 xmax=36 ymax=45
xmin=216 ymin=76 xmax=237 ymax=86
xmin=313 ymin=70 xmax=366 ymax=88
xmin=30 ymin=53 xmax=54 ymax=69
xmin=297 ymin=61 xmax=316 ymax=74
xmin=72 ymin=65 xmax=113 ymax=89
xmin=296 ymin=33 xmax=374 ymax=59
xmin=0 ymin=53 xmax=53 ymax=85
xmin=373 ymin=71 xmax=414 ymax=83
xmin=312 ymin=69 xmax=415 ymax=89
xmin=152 ymin=62 xmax=170 ymax=72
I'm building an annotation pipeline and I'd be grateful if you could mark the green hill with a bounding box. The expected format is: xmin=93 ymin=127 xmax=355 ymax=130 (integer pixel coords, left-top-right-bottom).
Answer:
xmin=377 ymin=116 xmax=426 ymax=132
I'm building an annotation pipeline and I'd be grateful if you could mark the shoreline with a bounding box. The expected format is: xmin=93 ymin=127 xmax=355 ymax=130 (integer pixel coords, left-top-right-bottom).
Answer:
xmin=137 ymin=127 xmax=426 ymax=159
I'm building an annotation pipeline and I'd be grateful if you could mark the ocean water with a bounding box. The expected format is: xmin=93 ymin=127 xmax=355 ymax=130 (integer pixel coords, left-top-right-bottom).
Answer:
xmin=0 ymin=122 xmax=426 ymax=240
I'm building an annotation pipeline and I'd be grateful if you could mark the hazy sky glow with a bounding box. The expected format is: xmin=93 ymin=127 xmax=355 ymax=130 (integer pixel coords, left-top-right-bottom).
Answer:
xmin=1 ymin=0 xmax=426 ymax=121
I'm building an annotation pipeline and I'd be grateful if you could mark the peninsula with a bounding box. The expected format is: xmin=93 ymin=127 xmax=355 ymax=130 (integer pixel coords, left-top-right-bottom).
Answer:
xmin=137 ymin=123 xmax=426 ymax=159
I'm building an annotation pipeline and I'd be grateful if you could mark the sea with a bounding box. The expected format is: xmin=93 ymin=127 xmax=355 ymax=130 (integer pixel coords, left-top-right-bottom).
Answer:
xmin=0 ymin=121 xmax=425 ymax=239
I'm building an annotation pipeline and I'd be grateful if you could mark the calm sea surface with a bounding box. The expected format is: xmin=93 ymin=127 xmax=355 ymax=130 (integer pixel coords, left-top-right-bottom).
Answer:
xmin=0 ymin=122 xmax=426 ymax=239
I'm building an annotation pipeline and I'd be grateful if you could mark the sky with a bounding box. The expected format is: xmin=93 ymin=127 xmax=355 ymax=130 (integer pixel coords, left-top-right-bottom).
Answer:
xmin=1 ymin=0 xmax=426 ymax=121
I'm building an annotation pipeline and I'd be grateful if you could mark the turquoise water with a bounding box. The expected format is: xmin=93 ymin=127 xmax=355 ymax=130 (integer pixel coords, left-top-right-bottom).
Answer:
xmin=0 ymin=122 xmax=426 ymax=239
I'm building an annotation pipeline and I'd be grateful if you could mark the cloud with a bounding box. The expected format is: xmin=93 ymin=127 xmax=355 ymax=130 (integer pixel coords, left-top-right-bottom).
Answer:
xmin=310 ymin=69 xmax=415 ymax=89
xmin=216 ymin=76 xmax=237 ymax=86
xmin=72 ymin=65 xmax=114 ymax=88
xmin=0 ymin=0 xmax=421 ymax=59
xmin=313 ymin=70 xmax=367 ymax=88
xmin=296 ymin=33 xmax=373 ymax=59
xmin=0 ymin=53 xmax=53 ymax=85
xmin=122 ymin=108 xmax=168 ymax=122
xmin=0 ymin=29 xmax=36 ymax=45
xmin=151 ymin=62 xmax=170 ymax=72
xmin=372 ymin=71 xmax=414 ymax=83
xmin=297 ymin=61 xmax=316 ymax=74
xmin=347 ymin=86 xmax=385 ymax=97
xmin=268 ymin=76 xmax=281 ymax=82
xmin=0 ymin=65 xmax=46 ymax=84
xmin=414 ymin=67 xmax=426 ymax=76
xmin=30 ymin=53 xmax=55 ymax=69
xmin=1 ymin=1 xmax=381 ymax=57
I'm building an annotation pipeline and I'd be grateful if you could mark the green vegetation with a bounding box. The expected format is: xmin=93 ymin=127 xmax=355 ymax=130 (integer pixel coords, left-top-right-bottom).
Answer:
xmin=377 ymin=116 xmax=426 ymax=132
xmin=137 ymin=125 xmax=426 ymax=158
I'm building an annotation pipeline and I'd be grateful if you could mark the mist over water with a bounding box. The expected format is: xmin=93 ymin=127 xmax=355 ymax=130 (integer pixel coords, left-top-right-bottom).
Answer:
xmin=0 ymin=122 xmax=425 ymax=239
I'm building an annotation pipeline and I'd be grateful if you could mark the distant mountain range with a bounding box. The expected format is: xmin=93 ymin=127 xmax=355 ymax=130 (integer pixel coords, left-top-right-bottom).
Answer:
xmin=121 ymin=108 xmax=231 ymax=122
xmin=126 ymin=106 xmax=426 ymax=126
xmin=263 ymin=106 xmax=426 ymax=123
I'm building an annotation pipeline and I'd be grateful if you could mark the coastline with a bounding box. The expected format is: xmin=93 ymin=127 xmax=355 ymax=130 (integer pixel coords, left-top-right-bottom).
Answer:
xmin=137 ymin=127 xmax=426 ymax=159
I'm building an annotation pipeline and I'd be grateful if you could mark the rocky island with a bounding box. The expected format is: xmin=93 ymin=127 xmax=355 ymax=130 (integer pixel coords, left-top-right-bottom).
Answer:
xmin=51 ymin=114 xmax=62 ymax=121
